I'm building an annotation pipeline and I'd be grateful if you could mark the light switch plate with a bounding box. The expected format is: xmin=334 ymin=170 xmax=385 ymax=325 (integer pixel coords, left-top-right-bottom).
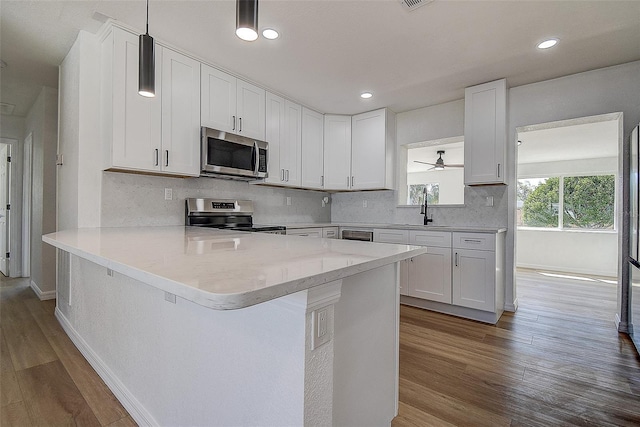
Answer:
xmin=165 ymin=188 xmax=173 ymax=200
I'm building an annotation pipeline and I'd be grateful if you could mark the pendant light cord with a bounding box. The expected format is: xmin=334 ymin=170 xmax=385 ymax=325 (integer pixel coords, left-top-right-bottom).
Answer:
xmin=145 ymin=0 xmax=149 ymax=35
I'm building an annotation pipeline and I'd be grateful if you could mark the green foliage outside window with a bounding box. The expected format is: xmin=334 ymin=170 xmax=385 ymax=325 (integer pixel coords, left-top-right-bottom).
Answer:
xmin=521 ymin=175 xmax=615 ymax=229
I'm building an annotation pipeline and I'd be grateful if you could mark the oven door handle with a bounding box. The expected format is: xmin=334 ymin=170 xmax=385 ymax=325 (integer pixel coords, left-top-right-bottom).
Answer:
xmin=253 ymin=141 xmax=259 ymax=176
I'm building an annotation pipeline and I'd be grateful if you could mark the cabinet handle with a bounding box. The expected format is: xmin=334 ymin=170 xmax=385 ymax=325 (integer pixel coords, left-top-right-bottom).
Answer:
xmin=286 ymin=169 xmax=289 ymax=182
xmin=239 ymin=117 xmax=242 ymax=132
xmin=455 ymin=252 xmax=459 ymax=267
xmin=497 ymin=163 xmax=501 ymax=178
xmin=347 ymin=176 xmax=350 ymax=187
xmin=154 ymin=149 xmax=159 ymax=166
xmin=351 ymin=176 xmax=354 ymax=187
xmin=281 ymin=169 xmax=285 ymax=181
xmin=232 ymin=115 xmax=236 ymax=131
xmin=464 ymin=239 xmax=482 ymax=244
xmin=165 ymin=150 xmax=169 ymax=167
xmin=321 ymin=175 xmax=324 ymax=187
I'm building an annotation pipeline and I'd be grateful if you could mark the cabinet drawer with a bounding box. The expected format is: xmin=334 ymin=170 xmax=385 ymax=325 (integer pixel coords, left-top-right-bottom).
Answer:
xmin=373 ymin=229 xmax=409 ymax=244
xmin=453 ymin=233 xmax=495 ymax=251
xmin=287 ymin=228 xmax=322 ymax=238
xmin=409 ymin=231 xmax=451 ymax=248
xmin=322 ymin=227 xmax=339 ymax=239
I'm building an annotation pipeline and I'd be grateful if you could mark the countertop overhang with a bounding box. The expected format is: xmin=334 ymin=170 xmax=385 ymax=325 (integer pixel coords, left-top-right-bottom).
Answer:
xmin=43 ymin=226 xmax=425 ymax=310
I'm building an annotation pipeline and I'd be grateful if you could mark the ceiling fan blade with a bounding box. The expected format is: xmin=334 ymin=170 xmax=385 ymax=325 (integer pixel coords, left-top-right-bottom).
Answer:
xmin=413 ymin=160 xmax=437 ymax=166
xmin=443 ymin=163 xmax=464 ymax=168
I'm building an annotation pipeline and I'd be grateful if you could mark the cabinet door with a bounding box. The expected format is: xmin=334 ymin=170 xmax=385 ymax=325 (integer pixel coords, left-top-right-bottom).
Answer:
xmin=111 ymin=28 xmax=161 ymax=172
xmin=237 ymin=80 xmax=265 ymax=140
xmin=452 ymin=249 xmax=495 ymax=311
xmin=201 ymin=65 xmax=236 ymax=133
xmin=161 ymin=47 xmax=201 ymax=176
xmin=323 ymin=115 xmax=351 ymax=190
xmin=301 ymin=107 xmax=325 ymax=189
xmin=408 ymin=249 xmax=452 ymax=304
xmin=351 ymin=109 xmax=387 ymax=189
xmin=464 ymin=79 xmax=506 ymax=185
xmin=283 ymin=100 xmax=302 ymax=187
xmin=286 ymin=228 xmax=322 ymax=237
xmin=265 ymin=92 xmax=285 ymax=184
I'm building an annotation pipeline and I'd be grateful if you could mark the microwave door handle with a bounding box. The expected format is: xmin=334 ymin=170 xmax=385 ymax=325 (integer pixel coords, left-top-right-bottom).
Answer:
xmin=253 ymin=141 xmax=259 ymax=176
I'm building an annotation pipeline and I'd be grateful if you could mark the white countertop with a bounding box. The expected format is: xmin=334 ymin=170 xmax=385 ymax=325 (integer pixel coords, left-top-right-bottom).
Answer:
xmin=43 ymin=226 xmax=425 ymax=310
xmin=284 ymin=222 xmax=506 ymax=233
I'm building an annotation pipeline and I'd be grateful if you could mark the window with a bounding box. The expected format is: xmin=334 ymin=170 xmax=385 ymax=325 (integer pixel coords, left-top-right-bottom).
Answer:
xmin=518 ymin=175 xmax=615 ymax=230
xmin=408 ymin=184 xmax=440 ymax=205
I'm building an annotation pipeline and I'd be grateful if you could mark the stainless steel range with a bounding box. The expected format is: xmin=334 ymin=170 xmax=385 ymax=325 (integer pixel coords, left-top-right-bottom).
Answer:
xmin=185 ymin=198 xmax=286 ymax=234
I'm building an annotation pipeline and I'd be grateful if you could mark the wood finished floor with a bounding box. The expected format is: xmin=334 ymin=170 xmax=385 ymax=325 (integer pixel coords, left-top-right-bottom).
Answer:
xmin=2 ymin=270 xmax=639 ymax=426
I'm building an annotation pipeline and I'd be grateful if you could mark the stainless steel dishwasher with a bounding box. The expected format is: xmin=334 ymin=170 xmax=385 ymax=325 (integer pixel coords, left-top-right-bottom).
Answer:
xmin=341 ymin=230 xmax=374 ymax=241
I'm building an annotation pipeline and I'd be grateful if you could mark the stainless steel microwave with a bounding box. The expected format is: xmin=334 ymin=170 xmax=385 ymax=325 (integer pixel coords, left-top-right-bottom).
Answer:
xmin=201 ymin=127 xmax=268 ymax=180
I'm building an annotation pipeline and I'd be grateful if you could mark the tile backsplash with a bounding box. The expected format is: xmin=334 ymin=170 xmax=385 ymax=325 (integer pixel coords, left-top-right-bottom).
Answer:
xmin=101 ymin=172 xmax=331 ymax=227
xmin=331 ymin=186 xmax=508 ymax=228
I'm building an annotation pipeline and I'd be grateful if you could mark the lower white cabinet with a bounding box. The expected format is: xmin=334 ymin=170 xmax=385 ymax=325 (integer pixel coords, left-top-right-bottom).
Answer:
xmin=452 ymin=232 xmax=502 ymax=312
xmin=287 ymin=228 xmax=322 ymax=238
xmin=322 ymin=227 xmax=338 ymax=239
xmin=408 ymin=249 xmax=452 ymax=304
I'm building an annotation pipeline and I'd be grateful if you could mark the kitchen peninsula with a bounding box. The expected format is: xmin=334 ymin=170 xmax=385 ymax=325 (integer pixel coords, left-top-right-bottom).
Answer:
xmin=43 ymin=226 xmax=425 ymax=426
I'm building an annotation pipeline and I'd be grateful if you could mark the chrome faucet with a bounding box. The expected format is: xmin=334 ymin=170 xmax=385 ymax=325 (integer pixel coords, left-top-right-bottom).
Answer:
xmin=420 ymin=187 xmax=433 ymax=225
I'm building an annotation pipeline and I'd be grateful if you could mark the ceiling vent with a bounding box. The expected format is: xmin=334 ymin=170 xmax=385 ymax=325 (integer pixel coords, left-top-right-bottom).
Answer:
xmin=0 ymin=102 xmax=15 ymax=116
xmin=399 ymin=0 xmax=434 ymax=11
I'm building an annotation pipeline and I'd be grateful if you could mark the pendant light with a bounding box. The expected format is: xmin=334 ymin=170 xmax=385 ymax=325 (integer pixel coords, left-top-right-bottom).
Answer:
xmin=138 ymin=0 xmax=155 ymax=97
xmin=236 ymin=0 xmax=258 ymax=42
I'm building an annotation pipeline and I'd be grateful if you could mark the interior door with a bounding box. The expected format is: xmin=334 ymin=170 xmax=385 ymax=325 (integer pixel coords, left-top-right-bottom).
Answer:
xmin=0 ymin=143 xmax=9 ymax=276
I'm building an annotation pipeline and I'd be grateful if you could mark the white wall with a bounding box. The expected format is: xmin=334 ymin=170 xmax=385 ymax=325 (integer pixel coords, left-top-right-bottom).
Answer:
xmin=407 ymin=169 xmax=464 ymax=205
xmin=0 ymin=116 xmax=25 ymax=277
xmin=508 ymin=60 xmax=640 ymax=329
xmin=517 ymin=230 xmax=617 ymax=277
xmin=25 ymin=87 xmax=58 ymax=298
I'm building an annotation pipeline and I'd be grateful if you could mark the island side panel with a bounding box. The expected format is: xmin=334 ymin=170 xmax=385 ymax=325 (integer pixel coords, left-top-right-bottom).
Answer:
xmin=332 ymin=263 xmax=399 ymax=426
xmin=58 ymin=254 xmax=308 ymax=426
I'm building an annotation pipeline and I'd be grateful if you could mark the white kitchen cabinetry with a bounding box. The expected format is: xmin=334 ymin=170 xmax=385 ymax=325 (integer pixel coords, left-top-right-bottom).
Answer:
xmin=301 ymin=107 xmax=325 ymax=189
xmin=201 ymin=64 xmax=265 ymax=140
xmin=350 ymin=108 xmax=396 ymax=190
xmin=103 ymin=27 xmax=200 ymax=176
xmin=264 ymin=93 xmax=302 ymax=186
xmin=322 ymin=227 xmax=338 ymax=239
xmin=464 ymin=79 xmax=507 ymax=185
xmin=452 ymin=232 xmax=504 ymax=312
xmin=323 ymin=115 xmax=351 ymax=191
xmin=287 ymin=228 xmax=322 ymax=238
xmin=373 ymin=229 xmax=409 ymax=244
xmin=407 ymin=231 xmax=452 ymax=304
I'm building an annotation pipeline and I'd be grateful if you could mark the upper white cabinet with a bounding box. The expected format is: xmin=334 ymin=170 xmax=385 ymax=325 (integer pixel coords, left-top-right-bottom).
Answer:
xmin=351 ymin=108 xmax=395 ymax=190
xmin=464 ymin=79 xmax=507 ymax=185
xmin=323 ymin=115 xmax=352 ymax=191
xmin=264 ymin=92 xmax=302 ymax=187
xmin=103 ymin=27 xmax=200 ymax=176
xmin=301 ymin=107 xmax=324 ymax=189
xmin=201 ymin=65 xmax=265 ymax=140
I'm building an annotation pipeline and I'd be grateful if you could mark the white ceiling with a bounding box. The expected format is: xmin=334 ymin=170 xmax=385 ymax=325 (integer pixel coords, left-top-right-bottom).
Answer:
xmin=1 ymin=0 xmax=640 ymax=117
xmin=518 ymin=119 xmax=619 ymax=164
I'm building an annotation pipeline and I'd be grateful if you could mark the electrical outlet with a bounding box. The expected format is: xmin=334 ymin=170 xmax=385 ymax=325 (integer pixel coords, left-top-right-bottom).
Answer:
xmin=164 ymin=188 xmax=173 ymax=200
xmin=363 ymin=200 xmax=368 ymax=208
xmin=311 ymin=307 xmax=331 ymax=350
xmin=286 ymin=196 xmax=291 ymax=206
xmin=485 ymin=196 xmax=494 ymax=207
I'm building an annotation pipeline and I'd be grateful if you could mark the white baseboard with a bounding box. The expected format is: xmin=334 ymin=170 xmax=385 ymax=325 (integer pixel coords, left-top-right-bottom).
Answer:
xmin=30 ymin=280 xmax=56 ymax=300
xmin=55 ymin=308 xmax=157 ymax=427
xmin=504 ymin=298 xmax=518 ymax=312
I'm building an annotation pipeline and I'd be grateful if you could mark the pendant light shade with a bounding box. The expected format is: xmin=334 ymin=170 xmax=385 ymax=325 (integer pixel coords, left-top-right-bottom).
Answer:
xmin=236 ymin=0 xmax=258 ymax=41
xmin=138 ymin=0 xmax=155 ymax=97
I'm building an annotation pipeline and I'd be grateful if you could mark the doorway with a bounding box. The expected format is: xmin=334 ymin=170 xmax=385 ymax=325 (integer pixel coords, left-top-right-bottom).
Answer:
xmin=0 ymin=142 xmax=10 ymax=276
xmin=515 ymin=113 xmax=621 ymax=312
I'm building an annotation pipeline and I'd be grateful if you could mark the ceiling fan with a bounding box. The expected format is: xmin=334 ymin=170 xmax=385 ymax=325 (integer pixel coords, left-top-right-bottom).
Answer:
xmin=413 ymin=150 xmax=463 ymax=170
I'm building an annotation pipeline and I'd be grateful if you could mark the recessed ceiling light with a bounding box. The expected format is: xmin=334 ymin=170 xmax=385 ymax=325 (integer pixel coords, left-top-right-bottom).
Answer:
xmin=360 ymin=92 xmax=373 ymax=99
xmin=537 ymin=39 xmax=558 ymax=49
xmin=262 ymin=28 xmax=279 ymax=40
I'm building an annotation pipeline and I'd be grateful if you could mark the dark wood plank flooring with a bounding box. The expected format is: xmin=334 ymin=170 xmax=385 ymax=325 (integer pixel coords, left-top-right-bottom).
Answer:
xmin=2 ymin=270 xmax=639 ymax=426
